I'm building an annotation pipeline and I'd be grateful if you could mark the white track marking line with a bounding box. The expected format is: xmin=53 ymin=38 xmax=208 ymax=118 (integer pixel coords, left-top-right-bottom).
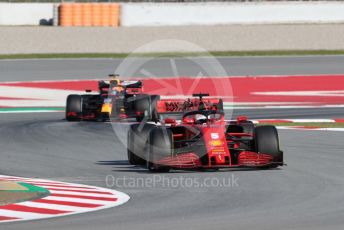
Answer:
xmin=253 ymin=90 xmax=344 ymax=97
xmin=280 ymin=119 xmax=335 ymax=123
xmin=322 ymin=128 xmax=344 ymax=131
xmin=0 ymin=110 xmax=63 ymax=114
xmin=253 ymin=119 xmax=338 ymax=123
xmin=20 ymin=202 xmax=91 ymax=212
xmin=0 ymin=85 xmax=84 ymax=107
xmin=38 ymin=186 xmax=100 ymax=192
xmin=0 ymin=85 xmax=85 ymax=99
xmin=277 ymin=127 xmax=344 ymax=132
xmin=41 ymin=196 xmax=116 ymax=205
xmin=225 ymin=119 xmax=343 ymax=123
xmin=0 ymin=210 xmax=48 ymax=219
xmin=48 ymin=190 xmax=116 ymax=198
xmin=30 ymin=182 xmax=95 ymax=187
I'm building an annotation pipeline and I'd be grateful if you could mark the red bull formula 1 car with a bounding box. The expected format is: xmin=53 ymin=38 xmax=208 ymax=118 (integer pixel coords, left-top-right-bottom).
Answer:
xmin=127 ymin=93 xmax=284 ymax=172
xmin=66 ymin=75 xmax=159 ymax=122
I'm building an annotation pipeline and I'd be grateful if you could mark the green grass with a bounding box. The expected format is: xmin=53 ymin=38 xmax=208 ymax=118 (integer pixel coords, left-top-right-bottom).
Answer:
xmin=2 ymin=50 xmax=344 ymax=59
xmin=258 ymin=122 xmax=344 ymax=128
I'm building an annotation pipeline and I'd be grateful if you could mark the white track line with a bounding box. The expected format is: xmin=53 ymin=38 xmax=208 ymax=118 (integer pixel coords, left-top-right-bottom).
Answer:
xmin=277 ymin=127 xmax=344 ymax=132
xmin=21 ymin=202 xmax=91 ymax=212
xmin=252 ymin=119 xmax=340 ymax=123
xmin=48 ymin=190 xmax=116 ymax=198
xmin=41 ymin=196 xmax=115 ymax=205
xmin=0 ymin=210 xmax=48 ymax=219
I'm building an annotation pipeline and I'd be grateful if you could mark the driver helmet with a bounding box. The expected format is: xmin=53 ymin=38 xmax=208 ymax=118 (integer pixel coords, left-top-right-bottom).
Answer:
xmin=110 ymin=86 xmax=123 ymax=95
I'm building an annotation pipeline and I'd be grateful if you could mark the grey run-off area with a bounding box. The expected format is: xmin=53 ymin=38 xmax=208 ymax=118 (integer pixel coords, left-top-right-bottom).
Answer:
xmin=1 ymin=24 xmax=344 ymax=54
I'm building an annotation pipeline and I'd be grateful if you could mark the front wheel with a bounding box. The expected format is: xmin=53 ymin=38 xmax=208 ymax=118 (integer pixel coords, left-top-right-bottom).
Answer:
xmin=66 ymin=95 xmax=82 ymax=121
xmin=127 ymin=124 xmax=153 ymax=165
xmin=146 ymin=128 xmax=173 ymax=172
xmin=254 ymin=125 xmax=283 ymax=168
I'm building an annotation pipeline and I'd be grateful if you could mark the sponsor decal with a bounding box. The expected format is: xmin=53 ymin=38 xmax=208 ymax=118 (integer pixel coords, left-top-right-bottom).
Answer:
xmin=209 ymin=140 xmax=223 ymax=147
xmin=210 ymin=133 xmax=220 ymax=139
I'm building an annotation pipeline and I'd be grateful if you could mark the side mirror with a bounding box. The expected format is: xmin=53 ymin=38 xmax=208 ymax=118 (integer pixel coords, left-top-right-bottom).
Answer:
xmin=164 ymin=117 xmax=176 ymax=124
xmin=85 ymin=89 xmax=92 ymax=93
xmin=183 ymin=117 xmax=195 ymax=124
xmin=237 ymin=116 xmax=248 ymax=123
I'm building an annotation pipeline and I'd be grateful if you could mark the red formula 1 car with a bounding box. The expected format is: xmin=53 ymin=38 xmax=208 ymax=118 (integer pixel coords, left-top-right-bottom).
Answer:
xmin=65 ymin=75 xmax=160 ymax=122
xmin=127 ymin=94 xmax=284 ymax=172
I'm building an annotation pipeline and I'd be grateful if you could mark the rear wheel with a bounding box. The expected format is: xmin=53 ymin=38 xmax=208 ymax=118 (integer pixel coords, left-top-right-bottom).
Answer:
xmin=254 ymin=125 xmax=283 ymax=168
xmin=146 ymin=128 xmax=173 ymax=172
xmin=134 ymin=95 xmax=160 ymax=122
xmin=66 ymin=95 xmax=82 ymax=121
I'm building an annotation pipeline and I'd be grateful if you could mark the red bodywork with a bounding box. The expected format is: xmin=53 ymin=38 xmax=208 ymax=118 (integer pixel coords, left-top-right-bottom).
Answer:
xmin=151 ymin=115 xmax=280 ymax=169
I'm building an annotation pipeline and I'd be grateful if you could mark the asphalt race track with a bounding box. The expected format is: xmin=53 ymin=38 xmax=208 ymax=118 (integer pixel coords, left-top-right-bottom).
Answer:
xmin=0 ymin=56 xmax=344 ymax=230
xmin=2 ymin=55 xmax=344 ymax=81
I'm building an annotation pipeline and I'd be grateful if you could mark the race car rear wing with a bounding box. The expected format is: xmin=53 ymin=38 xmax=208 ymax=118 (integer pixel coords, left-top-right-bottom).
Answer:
xmin=156 ymin=98 xmax=223 ymax=114
xmin=156 ymin=99 xmax=184 ymax=113
xmin=125 ymin=87 xmax=143 ymax=95
xmin=98 ymin=79 xmax=143 ymax=95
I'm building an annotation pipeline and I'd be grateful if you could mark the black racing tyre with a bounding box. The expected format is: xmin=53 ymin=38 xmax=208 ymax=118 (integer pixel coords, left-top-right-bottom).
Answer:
xmin=254 ymin=125 xmax=283 ymax=167
xmin=66 ymin=95 xmax=82 ymax=121
xmin=134 ymin=95 xmax=160 ymax=122
xmin=127 ymin=124 xmax=154 ymax=165
xmin=146 ymin=128 xmax=173 ymax=172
